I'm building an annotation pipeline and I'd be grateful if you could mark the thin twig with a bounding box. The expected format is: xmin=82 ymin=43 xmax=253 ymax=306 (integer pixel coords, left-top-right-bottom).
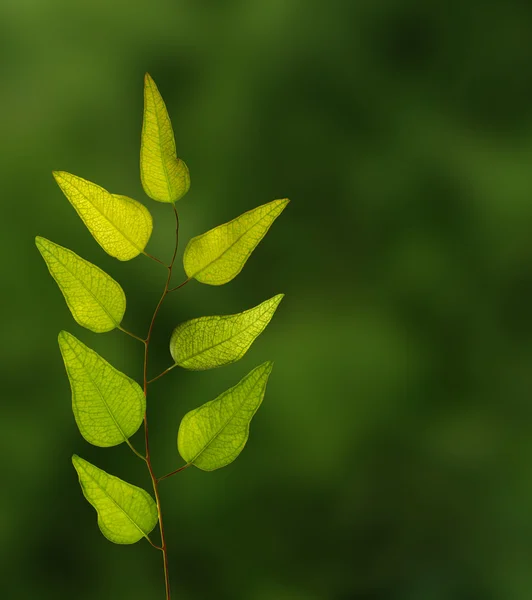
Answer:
xmin=168 ymin=278 xmax=190 ymax=293
xmin=125 ymin=439 xmax=147 ymax=462
xmin=147 ymin=364 xmax=177 ymax=385
xmin=146 ymin=535 xmax=164 ymax=551
xmin=157 ymin=463 xmax=190 ymax=482
xmin=118 ymin=326 xmax=146 ymax=344
xmin=143 ymin=250 xmax=168 ymax=268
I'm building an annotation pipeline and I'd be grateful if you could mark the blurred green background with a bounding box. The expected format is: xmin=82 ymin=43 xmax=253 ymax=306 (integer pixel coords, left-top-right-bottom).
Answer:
xmin=3 ymin=0 xmax=532 ymax=598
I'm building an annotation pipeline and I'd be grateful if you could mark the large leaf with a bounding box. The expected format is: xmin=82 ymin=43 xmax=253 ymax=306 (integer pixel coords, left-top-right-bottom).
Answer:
xmin=170 ymin=294 xmax=284 ymax=370
xmin=59 ymin=331 xmax=145 ymax=447
xmin=140 ymin=73 xmax=190 ymax=203
xmin=183 ymin=199 xmax=289 ymax=285
xmin=72 ymin=455 xmax=158 ymax=545
xmin=53 ymin=171 xmax=153 ymax=261
xmin=36 ymin=237 xmax=125 ymax=333
xmin=178 ymin=362 xmax=273 ymax=471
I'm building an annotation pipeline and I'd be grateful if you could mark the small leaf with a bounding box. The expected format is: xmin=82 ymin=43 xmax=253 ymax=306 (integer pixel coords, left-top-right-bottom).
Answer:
xmin=53 ymin=171 xmax=153 ymax=261
xmin=170 ymin=294 xmax=284 ymax=370
xmin=178 ymin=362 xmax=273 ymax=471
xmin=140 ymin=73 xmax=190 ymax=203
xmin=35 ymin=237 xmax=125 ymax=333
xmin=72 ymin=455 xmax=158 ymax=545
xmin=59 ymin=331 xmax=145 ymax=447
xmin=183 ymin=198 xmax=289 ymax=285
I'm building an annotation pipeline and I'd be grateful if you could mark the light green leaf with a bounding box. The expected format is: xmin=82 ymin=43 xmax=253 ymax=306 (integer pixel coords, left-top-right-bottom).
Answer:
xmin=170 ymin=294 xmax=284 ymax=370
xmin=35 ymin=236 xmax=125 ymax=333
xmin=72 ymin=455 xmax=158 ymax=545
xmin=178 ymin=362 xmax=273 ymax=471
xmin=140 ymin=73 xmax=190 ymax=203
xmin=53 ymin=171 xmax=153 ymax=261
xmin=58 ymin=331 xmax=145 ymax=447
xmin=183 ymin=198 xmax=289 ymax=285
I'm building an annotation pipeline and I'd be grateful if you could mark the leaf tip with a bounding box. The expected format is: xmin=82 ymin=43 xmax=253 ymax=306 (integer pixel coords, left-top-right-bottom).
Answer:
xmin=35 ymin=235 xmax=47 ymax=252
xmin=262 ymin=360 xmax=274 ymax=375
xmin=57 ymin=329 xmax=71 ymax=346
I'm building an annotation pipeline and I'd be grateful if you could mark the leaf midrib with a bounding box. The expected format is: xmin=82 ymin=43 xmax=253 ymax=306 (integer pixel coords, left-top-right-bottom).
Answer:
xmin=147 ymin=80 xmax=174 ymax=199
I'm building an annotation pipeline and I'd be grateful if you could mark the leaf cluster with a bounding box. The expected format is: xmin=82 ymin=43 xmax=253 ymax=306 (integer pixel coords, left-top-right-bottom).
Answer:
xmin=36 ymin=71 xmax=288 ymax=579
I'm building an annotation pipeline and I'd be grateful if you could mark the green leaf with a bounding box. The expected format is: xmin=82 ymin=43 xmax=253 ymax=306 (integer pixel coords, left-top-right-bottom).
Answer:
xmin=58 ymin=331 xmax=145 ymax=447
xmin=183 ymin=198 xmax=289 ymax=285
xmin=170 ymin=294 xmax=284 ymax=370
xmin=178 ymin=362 xmax=273 ymax=471
xmin=140 ymin=73 xmax=190 ymax=203
xmin=72 ymin=455 xmax=158 ymax=545
xmin=35 ymin=236 xmax=125 ymax=333
xmin=53 ymin=171 xmax=153 ymax=261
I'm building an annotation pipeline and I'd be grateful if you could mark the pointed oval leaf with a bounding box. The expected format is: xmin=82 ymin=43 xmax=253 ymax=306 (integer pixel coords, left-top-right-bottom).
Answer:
xmin=72 ymin=455 xmax=158 ymax=544
xmin=53 ymin=171 xmax=153 ymax=261
xmin=183 ymin=199 xmax=289 ymax=285
xmin=59 ymin=331 xmax=145 ymax=447
xmin=140 ymin=73 xmax=190 ymax=203
xmin=35 ymin=237 xmax=125 ymax=333
xmin=170 ymin=294 xmax=284 ymax=370
xmin=178 ymin=362 xmax=273 ymax=471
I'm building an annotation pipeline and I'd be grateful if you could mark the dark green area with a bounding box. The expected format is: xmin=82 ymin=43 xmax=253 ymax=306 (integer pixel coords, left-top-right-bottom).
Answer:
xmin=2 ymin=1 xmax=532 ymax=598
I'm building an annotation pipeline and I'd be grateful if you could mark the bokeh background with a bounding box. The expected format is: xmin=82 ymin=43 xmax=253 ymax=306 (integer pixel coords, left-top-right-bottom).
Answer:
xmin=2 ymin=0 xmax=532 ymax=598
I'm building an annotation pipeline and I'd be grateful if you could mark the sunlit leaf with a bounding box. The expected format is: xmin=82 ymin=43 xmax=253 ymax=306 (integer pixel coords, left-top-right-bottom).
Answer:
xmin=170 ymin=294 xmax=284 ymax=370
xmin=183 ymin=199 xmax=289 ymax=285
xmin=72 ymin=455 xmax=158 ymax=545
xmin=178 ymin=362 xmax=273 ymax=470
xmin=140 ymin=73 xmax=190 ymax=203
xmin=35 ymin=236 xmax=125 ymax=333
xmin=53 ymin=171 xmax=153 ymax=261
xmin=59 ymin=331 xmax=145 ymax=447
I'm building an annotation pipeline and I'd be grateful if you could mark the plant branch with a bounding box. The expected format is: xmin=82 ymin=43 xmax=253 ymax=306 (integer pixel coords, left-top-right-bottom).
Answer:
xmin=157 ymin=463 xmax=190 ymax=482
xmin=142 ymin=204 xmax=180 ymax=600
xmin=168 ymin=278 xmax=190 ymax=293
xmin=125 ymin=439 xmax=147 ymax=462
xmin=146 ymin=535 xmax=164 ymax=551
xmin=148 ymin=364 xmax=177 ymax=385
xmin=143 ymin=250 xmax=169 ymax=268
xmin=118 ymin=326 xmax=146 ymax=344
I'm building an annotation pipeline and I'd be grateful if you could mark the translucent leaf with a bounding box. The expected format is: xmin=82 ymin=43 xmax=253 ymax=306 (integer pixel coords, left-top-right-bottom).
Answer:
xmin=170 ymin=294 xmax=284 ymax=370
xmin=72 ymin=455 xmax=158 ymax=545
xmin=183 ymin=198 xmax=289 ymax=285
xmin=35 ymin=236 xmax=125 ymax=333
xmin=58 ymin=331 xmax=145 ymax=447
xmin=178 ymin=362 xmax=273 ymax=471
xmin=140 ymin=73 xmax=190 ymax=203
xmin=53 ymin=171 xmax=153 ymax=261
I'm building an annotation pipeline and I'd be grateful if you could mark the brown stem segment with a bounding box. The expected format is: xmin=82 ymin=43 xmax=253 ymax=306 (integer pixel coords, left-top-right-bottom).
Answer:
xmin=157 ymin=463 xmax=190 ymax=482
xmin=143 ymin=204 xmax=180 ymax=600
